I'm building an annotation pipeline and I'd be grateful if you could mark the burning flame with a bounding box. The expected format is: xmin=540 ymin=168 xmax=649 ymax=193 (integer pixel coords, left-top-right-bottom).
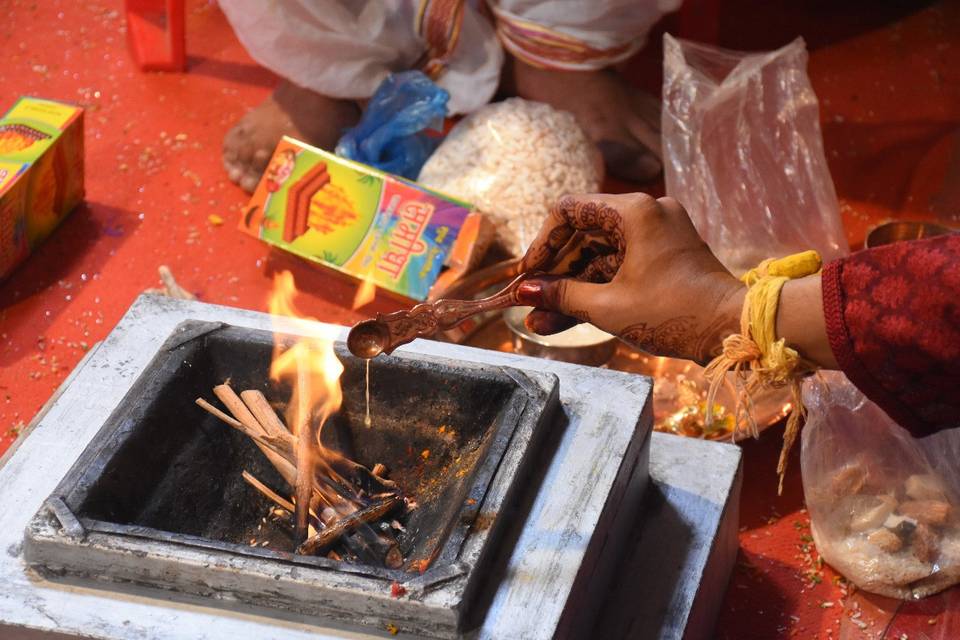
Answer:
xmin=351 ymin=275 xmax=377 ymax=310
xmin=254 ymin=270 xmax=414 ymax=557
xmin=266 ymin=270 xmax=375 ymax=528
xmin=268 ymin=271 xmax=343 ymax=435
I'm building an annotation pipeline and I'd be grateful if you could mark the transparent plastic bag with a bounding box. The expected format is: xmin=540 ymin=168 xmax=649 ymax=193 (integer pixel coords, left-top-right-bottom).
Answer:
xmin=662 ymin=35 xmax=848 ymax=275
xmin=655 ymin=36 xmax=847 ymax=439
xmin=336 ymin=71 xmax=448 ymax=180
xmin=662 ymin=36 xmax=960 ymax=599
xmin=801 ymin=372 xmax=960 ymax=599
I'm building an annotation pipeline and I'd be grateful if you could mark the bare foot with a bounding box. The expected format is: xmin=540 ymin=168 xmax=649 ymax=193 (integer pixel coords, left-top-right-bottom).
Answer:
xmin=223 ymin=80 xmax=360 ymax=192
xmin=506 ymin=58 xmax=662 ymax=183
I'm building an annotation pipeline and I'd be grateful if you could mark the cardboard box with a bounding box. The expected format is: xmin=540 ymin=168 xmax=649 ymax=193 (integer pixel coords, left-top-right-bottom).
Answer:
xmin=0 ymin=97 xmax=84 ymax=280
xmin=240 ymin=136 xmax=486 ymax=301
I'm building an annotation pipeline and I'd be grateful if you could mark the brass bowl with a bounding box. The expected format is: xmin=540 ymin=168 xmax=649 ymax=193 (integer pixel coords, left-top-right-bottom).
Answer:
xmin=865 ymin=220 xmax=954 ymax=248
xmin=503 ymin=306 xmax=618 ymax=367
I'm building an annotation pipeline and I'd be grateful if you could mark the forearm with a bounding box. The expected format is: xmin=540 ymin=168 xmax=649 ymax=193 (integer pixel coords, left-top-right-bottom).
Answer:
xmin=776 ymin=275 xmax=838 ymax=369
xmin=707 ymin=271 xmax=837 ymax=370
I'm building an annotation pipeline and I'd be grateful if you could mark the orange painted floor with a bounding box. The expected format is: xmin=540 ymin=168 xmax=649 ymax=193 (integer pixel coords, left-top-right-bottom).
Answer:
xmin=1 ymin=1 xmax=958 ymax=638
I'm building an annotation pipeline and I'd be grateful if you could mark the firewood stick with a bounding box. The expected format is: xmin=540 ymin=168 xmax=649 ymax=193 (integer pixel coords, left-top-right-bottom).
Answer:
xmin=158 ymin=265 xmax=195 ymax=300
xmin=297 ymin=495 xmax=402 ymax=555
xmin=241 ymin=473 xmax=322 ymax=533
xmin=199 ymin=394 xmax=346 ymax=511
xmin=242 ymin=470 xmax=295 ymax=512
xmin=319 ymin=506 xmax=338 ymax=525
xmin=196 ymin=396 xmax=270 ymax=446
xmin=315 ymin=502 xmax=382 ymax=564
xmin=196 ymin=398 xmax=297 ymax=466
xmin=259 ymin=447 xmax=297 ymax=487
xmin=320 ymin=451 xmax=397 ymax=493
xmin=195 ymin=398 xmax=244 ymax=430
xmin=353 ymin=517 xmax=403 ymax=568
xmin=208 ymin=385 xmax=298 ymax=486
xmin=213 ymin=384 xmax=264 ymax=435
xmin=295 ymin=433 xmax=316 ymax=544
xmin=258 ymin=433 xmax=296 ymax=462
xmin=240 ymin=390 xmax=295 ymax=442
xmin=294 ymin=366 xmax=315 ymax=545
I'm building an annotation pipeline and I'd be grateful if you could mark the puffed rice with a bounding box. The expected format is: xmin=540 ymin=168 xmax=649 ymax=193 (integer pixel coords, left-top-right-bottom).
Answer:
xmin=418 ymin=98 xmax=600 ymax=257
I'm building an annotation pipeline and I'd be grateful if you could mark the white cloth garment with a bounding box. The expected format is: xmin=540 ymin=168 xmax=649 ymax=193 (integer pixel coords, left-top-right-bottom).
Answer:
xmin=219 ymin=0 xmax=679 ymax=114
xmin=493 ymin=0 xmax=683 ymax=70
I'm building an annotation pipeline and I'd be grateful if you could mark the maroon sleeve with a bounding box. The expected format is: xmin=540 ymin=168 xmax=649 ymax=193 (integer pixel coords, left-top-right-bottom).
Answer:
xmin=821 ymin=233 xmax=960 ymax=436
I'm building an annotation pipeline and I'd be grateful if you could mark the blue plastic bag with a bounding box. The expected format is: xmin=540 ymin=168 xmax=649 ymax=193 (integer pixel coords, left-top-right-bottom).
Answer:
xmin=335 ymin=71 xmax=449 ymax=180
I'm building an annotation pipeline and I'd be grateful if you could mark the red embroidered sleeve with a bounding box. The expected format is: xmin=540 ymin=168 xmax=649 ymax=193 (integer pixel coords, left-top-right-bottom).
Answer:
xmin=821 ymin=234 xmax=960 ymax=437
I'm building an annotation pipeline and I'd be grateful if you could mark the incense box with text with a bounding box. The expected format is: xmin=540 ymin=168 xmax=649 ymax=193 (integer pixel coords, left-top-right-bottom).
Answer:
xmin=240 ymin=137 xmax=485 ymax=301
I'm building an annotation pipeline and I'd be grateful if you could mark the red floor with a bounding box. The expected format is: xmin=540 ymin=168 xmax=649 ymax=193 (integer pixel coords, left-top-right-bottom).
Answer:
xmin=1 ymin=1 xmax=958 ymax=638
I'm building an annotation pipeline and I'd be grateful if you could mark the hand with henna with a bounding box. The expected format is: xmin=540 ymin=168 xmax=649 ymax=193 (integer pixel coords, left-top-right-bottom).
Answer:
xmin=515 ymin=193 xmax=836 ymax=367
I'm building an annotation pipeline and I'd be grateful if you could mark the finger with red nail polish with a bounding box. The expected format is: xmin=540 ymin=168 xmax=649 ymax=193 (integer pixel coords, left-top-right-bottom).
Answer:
xmin=525 ymin=309 xmax=580 ymax=335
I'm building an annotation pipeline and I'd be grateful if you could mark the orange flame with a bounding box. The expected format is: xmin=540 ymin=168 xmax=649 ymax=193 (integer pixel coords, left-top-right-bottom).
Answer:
xmin=267 ymin=271 xmax=366 ymax=518
xmin=268 ymin=271 xmax=343 ymax=436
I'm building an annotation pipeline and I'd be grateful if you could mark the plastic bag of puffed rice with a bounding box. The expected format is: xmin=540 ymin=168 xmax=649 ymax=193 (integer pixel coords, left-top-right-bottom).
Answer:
xmin=661 ymin=35 xmax=848 ymax=276
xmin=801 ymin=372 xmax=960 ymax=600
xmin=417 ymin=98 xmax=601 ymax=257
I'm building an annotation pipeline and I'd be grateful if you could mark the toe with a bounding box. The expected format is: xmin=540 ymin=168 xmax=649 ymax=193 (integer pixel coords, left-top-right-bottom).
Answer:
xmin=224 ymin=162 xmax=244 ymax=185
xmin=231 ymin=148 xmax=272 ymax=193
xmin=222 ymin=114 xmax=269 ymax=190
xmin=251 ymin=147 xmax=272 ymax=172
xmin=240 ymin=172 xmax=261 ymax=194
xmin=222 ymin=118 xmax=250 ymax=164
xmin=223 ymin=127 xmax=253 ymax=175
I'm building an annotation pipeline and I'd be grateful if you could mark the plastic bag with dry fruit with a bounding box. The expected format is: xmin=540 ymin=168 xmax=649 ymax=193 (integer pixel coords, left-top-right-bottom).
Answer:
xmin=801 ymin=371 xmax=960 ymax=599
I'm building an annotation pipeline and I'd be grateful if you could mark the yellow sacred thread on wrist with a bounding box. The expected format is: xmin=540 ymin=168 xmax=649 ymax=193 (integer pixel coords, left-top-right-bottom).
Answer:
xmin=704 ymin=250 xmax=822 ymax=494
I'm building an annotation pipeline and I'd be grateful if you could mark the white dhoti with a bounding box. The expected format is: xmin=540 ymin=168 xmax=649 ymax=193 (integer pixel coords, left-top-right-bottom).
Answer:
xmin=219 ymin=0 xmax=682 ymax=115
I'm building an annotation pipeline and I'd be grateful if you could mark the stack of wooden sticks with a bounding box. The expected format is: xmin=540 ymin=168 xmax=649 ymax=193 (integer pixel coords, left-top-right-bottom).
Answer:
xmin=196 ymin=383 xmax=407 ymax=567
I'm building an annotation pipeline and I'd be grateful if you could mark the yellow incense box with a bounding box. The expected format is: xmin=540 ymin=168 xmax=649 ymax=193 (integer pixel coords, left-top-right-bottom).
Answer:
xmin=241 ymin=137 xmax=488 ymax=301
xmin=0 ymin=97 xmax=84 ymax=280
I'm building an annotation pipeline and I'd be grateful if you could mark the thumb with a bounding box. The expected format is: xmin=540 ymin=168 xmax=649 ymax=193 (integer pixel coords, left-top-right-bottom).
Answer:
xmin=516 ymin=276 xmax=607 ymax=319
xmin=523 ymin=308 xmax=578 ymax=336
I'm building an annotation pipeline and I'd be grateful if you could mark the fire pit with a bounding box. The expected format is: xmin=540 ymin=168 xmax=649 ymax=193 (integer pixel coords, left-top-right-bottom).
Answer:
xmin=24 ymin=320 xmax=559 ymax=638
xmin=3 ymin=294 xmax=744 ymax=640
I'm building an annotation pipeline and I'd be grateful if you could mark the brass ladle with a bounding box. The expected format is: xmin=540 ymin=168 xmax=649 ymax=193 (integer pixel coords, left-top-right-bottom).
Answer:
xmin=347 ymin=274 xmax=530 ymax=359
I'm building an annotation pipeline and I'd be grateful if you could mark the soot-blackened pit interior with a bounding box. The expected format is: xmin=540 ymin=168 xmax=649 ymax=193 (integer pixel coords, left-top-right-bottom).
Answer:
xmin=72 ymin=323 xmax=519 ymax=577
